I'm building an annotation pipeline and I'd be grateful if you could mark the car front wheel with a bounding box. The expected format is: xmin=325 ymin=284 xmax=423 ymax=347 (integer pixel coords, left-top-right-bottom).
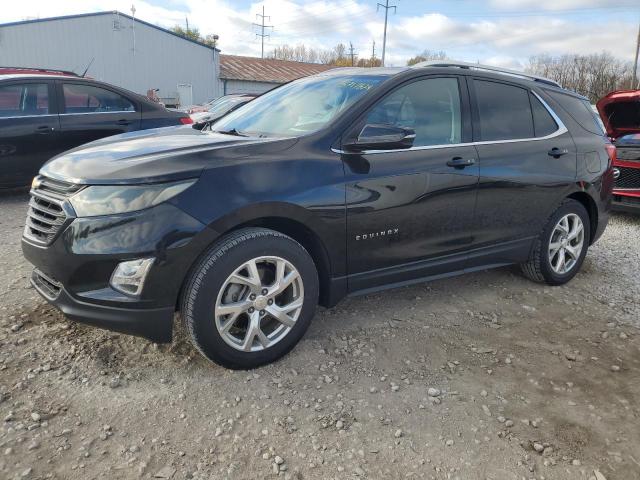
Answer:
xmin=181 ymin=228 xmax=319 ymax=369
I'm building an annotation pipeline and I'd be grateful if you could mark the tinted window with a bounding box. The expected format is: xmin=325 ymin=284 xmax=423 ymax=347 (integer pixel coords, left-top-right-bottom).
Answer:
xmin=530 ymin=93 xmax=558 ymax=137
xmin=546 ymin=90 xmax=604 ymax=135
xmin=0 ymin=84 xmax=49 ymax=117
xmin=365 ymin=77 xmax=462 ymax=146
xmin=63 ymin=84 xmax=135 ymax=113
xmin=474 ymin=80 xmax=533 ymax=141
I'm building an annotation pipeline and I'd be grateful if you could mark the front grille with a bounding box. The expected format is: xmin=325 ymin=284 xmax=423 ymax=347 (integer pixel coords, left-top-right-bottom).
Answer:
xmin=615 ymin=166 xmax=640 ymax=190
xmin=24 ymin=176 xmax=82 ymax=244
xmin=31 ymin=269 xmax=62 ymax=300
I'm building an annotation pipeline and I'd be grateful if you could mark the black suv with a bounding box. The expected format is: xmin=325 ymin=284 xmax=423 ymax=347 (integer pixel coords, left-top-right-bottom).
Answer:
xmin=22 ymin=62 xmax=614 ymax=369
xmin=0 ymin=73 xmax=192 ymax=188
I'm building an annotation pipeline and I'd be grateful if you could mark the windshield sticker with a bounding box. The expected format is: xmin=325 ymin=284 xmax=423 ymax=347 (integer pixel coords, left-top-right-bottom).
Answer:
xmin=341 ymin=80 xmax=375 ymax=91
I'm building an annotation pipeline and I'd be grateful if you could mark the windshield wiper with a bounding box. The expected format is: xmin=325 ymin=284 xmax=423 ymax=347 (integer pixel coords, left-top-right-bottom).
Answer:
xmin=215 ymin=128 xmax=249 ymax=137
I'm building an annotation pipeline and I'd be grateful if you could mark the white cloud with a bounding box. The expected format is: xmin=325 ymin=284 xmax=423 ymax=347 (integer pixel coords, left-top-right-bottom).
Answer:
xmin=0 ymin=0 xmax=637 ymax=68
xmin=489 ymin=0 xmax=632 ymax=10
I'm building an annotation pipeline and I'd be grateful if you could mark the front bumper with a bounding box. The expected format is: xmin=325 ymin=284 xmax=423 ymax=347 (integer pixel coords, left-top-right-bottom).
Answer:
xmin=612 ymin=192 xmax=640 ymax=213
xmin=22 ymin=202 xmax=211 ymax=343
xmin=30 ymin=269 xmax=174 ymax=342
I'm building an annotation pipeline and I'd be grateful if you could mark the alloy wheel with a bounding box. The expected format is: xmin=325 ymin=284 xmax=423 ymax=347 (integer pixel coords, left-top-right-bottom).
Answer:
xmin=548 ymin=213 xmax=585 ymax=275
xmin=214 ymin=256 xmax=304 ymax=352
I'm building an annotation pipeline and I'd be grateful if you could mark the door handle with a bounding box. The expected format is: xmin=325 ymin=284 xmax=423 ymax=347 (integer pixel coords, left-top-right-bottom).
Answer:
xmin=447 ymin=157 xmax=476 ymax=169
xmin=117 ymin=119 xmax=132 ymax=126
xmin=548 ymin=147 xmax=569 ymax=158
xmin=35 ymin=126 xmax=54 ymax=134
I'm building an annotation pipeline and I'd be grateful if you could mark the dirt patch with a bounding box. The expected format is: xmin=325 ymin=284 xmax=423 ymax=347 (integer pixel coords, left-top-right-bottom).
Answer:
xmin=1 ymin=193 xmax=639 ymax=480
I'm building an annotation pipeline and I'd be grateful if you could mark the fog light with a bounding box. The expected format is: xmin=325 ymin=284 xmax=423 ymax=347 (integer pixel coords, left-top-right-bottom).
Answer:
xmin=110 ymin=258 xmax=154 ymax=296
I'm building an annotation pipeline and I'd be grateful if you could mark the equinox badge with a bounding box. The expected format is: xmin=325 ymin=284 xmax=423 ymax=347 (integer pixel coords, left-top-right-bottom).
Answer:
xmin=356 ymin=228 xmax=399 ymax=241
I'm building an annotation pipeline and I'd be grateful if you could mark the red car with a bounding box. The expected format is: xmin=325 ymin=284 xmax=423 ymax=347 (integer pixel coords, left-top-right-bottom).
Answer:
xmin=597 ymin=90 xmax=640 ymax=213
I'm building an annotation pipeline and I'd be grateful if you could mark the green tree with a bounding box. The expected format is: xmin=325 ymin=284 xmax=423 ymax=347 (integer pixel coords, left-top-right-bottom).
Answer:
xmin=171 ymin=25 xmax=201 ymax=42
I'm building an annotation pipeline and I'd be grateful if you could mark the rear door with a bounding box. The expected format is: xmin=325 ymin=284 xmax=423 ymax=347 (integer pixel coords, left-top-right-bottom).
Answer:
xmin=57 ymin=81 xmax=141 ymax=151
xmin=0 ymin=80 xmax=60 ymax=187
xmin=468 ymin=78 xmax=577 ymax=266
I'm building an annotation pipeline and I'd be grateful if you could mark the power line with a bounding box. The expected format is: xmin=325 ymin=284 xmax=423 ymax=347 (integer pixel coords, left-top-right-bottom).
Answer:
xmin=377 ymin=0 xmax=397 ymax=67
xmin=253 ymin=5 xmax=273 ymax=59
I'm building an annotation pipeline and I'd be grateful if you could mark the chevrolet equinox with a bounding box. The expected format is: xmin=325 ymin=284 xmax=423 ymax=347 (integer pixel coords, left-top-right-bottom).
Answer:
xmin=22 ymin=62 xmax=614 ymax=369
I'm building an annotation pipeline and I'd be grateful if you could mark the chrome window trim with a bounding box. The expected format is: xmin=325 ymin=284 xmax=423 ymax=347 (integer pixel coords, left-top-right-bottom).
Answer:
xmin=332 ymin=90 xmax=568 ymax=155
xmin=0 ymin=113 xmax=57 ymax=120
xmin=59 ymin=110 xmax=137 ymax=116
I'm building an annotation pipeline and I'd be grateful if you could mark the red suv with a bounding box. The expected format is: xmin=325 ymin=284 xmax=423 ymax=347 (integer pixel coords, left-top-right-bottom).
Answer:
xmin=597 ymin=90 xmax=640 ymax=213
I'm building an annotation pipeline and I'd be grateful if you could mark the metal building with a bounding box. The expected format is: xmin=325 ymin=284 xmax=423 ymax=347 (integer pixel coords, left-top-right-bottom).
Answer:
xmin=0 ymin=11 xmax=221 ymax=106
xmin=219 ymin=55 xmax=334 ymax=95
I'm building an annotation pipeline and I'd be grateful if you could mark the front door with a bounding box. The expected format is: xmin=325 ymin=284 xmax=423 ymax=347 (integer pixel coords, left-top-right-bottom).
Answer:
xmin=0 ymin=81 xmax=60 ymax=187
xmin=468 ymin=78 xmax=578 ymax=267
xmin=343 ymin=76 xmax=479 ymax=292
xmin=57 ymin=81 xmax=141 ymax=152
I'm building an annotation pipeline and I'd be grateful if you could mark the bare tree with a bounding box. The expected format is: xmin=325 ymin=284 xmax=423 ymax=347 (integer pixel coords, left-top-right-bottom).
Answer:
xmin=269 ymin=43 xmax=360 ymax=66
xmin=526 ymin=52 xmax=634 ymax=103
xmin=406 ymin=50 xmax=448 ymax=66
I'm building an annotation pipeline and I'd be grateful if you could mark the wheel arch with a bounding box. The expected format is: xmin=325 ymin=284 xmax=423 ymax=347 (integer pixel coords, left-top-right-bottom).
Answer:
xmin=177 ymin=202 xmax=340 ymax=311
xmin=566 ymin=190 xmax=598 ymax=244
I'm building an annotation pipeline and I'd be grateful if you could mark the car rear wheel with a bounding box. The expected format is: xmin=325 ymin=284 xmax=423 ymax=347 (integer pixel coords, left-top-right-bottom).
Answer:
xmin=520 ymin=199 xmax=590 ymax=285
xmin=181 ymin=228 xmax=319 ymax=369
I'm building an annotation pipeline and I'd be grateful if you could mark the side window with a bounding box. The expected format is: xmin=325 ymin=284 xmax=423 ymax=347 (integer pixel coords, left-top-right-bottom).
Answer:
xmin=63 ymin=84 xmax=135 ymax=113
xmin=546 ymin=90 xmax=604 ymax=136
xmin=474 ymin=80 xmax=534 ymax=141
xmin=365 ymin=78 xmax=462 ymax=146
xmin=0 ymin=84 xmax=49 ymax=117
xmin=530 ymin=93 xmax=558 ymax=137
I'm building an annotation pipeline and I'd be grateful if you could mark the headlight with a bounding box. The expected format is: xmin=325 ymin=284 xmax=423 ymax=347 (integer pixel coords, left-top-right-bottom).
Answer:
xmin=69 ymin=179 xmax=196 ymax=217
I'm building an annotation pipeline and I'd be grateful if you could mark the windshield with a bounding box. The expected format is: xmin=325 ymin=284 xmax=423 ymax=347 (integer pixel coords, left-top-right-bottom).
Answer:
xmin=208 ymin=96 xmax=249 ymax=116
xmin=213 ymin=74 xmax=388 ymax=137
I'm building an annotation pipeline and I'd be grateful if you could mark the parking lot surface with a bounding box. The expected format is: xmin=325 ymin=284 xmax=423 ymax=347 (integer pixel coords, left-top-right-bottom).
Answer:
xmin=1 ymin=190 xmax=639 ymax=480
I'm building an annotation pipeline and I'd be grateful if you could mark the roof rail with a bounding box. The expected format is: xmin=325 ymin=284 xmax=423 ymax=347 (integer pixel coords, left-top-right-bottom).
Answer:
xmin=411 ymin=60 xmax=561 ymax=88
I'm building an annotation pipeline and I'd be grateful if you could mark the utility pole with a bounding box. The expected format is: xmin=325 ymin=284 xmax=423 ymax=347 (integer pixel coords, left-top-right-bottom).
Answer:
xmin=348 ymin=42 xmax=358 ymax=66
xmin=633 ymin=18 xmax=640 ymax=89
xmin=377 ymin=0 xmax=397 ymax=67
xmin=253 ymin=5 xmax=273 ymax=59
xmin=371 ymin=40 xmax=376 ymax=66
xmin=130 ymin=4 xmax=136 ymax=55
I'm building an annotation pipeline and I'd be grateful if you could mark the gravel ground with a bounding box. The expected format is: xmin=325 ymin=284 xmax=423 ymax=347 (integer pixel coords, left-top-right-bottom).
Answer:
xmin=1 ymin=190 xmax=639 ymax=480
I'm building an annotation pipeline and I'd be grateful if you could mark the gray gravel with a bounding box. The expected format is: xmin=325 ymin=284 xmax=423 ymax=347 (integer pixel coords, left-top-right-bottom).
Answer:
xmin=1 ymin=191 xmax=639 ymax=480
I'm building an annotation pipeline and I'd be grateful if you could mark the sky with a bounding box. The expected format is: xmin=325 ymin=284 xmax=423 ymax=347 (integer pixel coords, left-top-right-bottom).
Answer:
xmin=1 ymin=0 xmax=639 ymax=68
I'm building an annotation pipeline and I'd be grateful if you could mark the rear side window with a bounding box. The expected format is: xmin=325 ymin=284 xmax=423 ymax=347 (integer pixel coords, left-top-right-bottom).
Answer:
xmin=530 ymin=93 xmax=558 ymax=137
xmin=474 ymin=80 xmax=533 ymax=141
xmin=0 ymin=83 xmax=49 ymax=117
xmin=545 ymin=90 xmax=604 ymax=135
xmin=63 ymin=84 xmax=135 ymax=113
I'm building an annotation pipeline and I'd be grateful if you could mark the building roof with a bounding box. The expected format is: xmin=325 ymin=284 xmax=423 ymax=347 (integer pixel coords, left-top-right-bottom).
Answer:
xmin=219 ymin=55 xmax=335 ymax=84
xmin=0 ymin=11 xmax=220 ymax=52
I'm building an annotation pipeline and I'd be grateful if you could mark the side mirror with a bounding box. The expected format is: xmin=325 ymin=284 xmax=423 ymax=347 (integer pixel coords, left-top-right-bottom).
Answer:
xmin=343 ymin=124 xmax=415 ymax=153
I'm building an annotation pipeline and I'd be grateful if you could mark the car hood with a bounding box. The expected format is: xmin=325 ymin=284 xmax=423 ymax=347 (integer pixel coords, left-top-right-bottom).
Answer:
xmin=596 ymin=90 xmax=640 ymax=139
xmin=40 ymin=126 xmax=296 ymax=185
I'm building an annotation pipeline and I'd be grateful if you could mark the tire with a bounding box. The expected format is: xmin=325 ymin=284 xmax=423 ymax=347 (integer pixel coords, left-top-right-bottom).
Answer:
xmin=181 ymin=228 xmax=319 ymax=369
xmin=520 ymin=199 xmax=590 ymax=286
